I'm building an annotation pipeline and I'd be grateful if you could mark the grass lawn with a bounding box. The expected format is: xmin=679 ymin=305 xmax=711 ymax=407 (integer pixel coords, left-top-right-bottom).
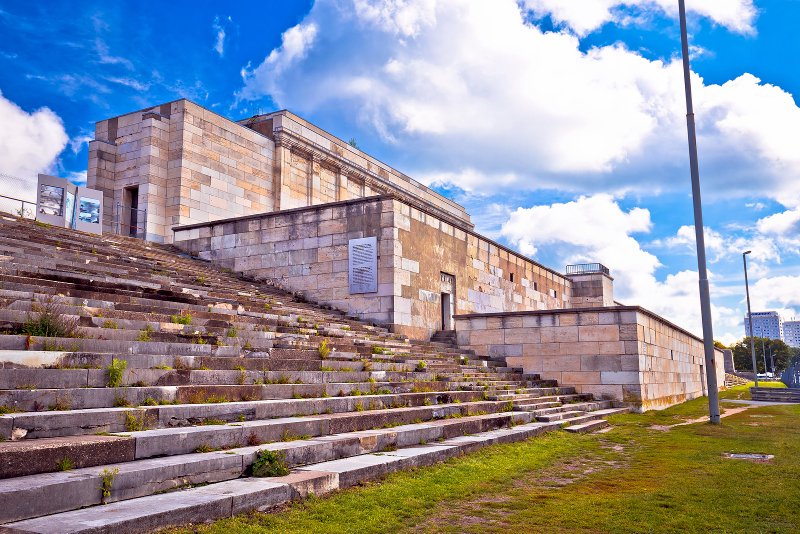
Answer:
xmin=721 ymin=382 xmax=787 ymax=401
xmin=166 ymin=397 xmax=800 ymax=534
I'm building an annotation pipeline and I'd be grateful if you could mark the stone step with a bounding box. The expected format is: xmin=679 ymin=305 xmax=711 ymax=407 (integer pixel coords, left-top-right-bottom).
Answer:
xmin=561 ymin=407 xmax=629 ymax=427
xmin=1 ymin=390 xmax=490 ymax=440
xmin=0 ymin=376 xmax=452 ymax=414
xmin=564 ymin=419 xmax=609 ymax=434
xmin=0 ymin=410 xmax=534 ymax=523
xmin=5 ymin=419 xmax=564 ymax=532
xmin=536 ymin=410 xmax=585 ymax=422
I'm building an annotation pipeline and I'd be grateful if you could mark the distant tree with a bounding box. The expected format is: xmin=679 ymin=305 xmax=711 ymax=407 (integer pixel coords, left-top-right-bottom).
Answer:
xmin=731 ymin=337 xmax=793 ymax=373
xmin=348 ymin=138 xmax=360 ymax=149
xmin=713 ymin=340 xmax=728 ymax=349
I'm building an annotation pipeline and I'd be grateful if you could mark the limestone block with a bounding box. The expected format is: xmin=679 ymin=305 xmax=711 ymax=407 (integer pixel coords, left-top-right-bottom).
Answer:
xmin=619 ymin=324 xmax=639 ymax=341
xmin=262 ymin=227 xmax=289 ymax=243
xmin=523 ymin=342 xmax=559 ymax=356
xmin=598 ymin=341 xmax=625 ymax=355
xmin=561 ymin=371 xmax=601 ymax=385
xmin=540 ymin=326 xmax=579 ymax=344
xmin=559 ymin=341 xmax=600 ymax=356
xmin=600 ymin=371 xmax=640 ymax=385
xmin=583 ymin=384 xmax=624 ymax=402
xmin=487 ymin=344 xmax=522 ymax=358
xmin=543 ymin=354 xmax=580 ymax=372
xmin=598 ymin=311 xmax=624 ymax=325
xmin=504 ymin=328 xmax=540 ymax=345
xmin=472 ymin=329 xmax=504 ymax=346
xmin=580 ymin=354 xmax=621 ymax=372
xmin=500 ymin=316 xmax=523 ymax=329
xmin=578 ymin=325 xmax=620 ymax=342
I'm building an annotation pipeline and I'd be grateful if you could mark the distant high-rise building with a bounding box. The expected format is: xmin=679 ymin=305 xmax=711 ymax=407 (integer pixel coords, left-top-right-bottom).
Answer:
xmin=784 ymin=319 xmax=800 ymax=348
xmin=744 ymin=311 xmax=784 ymax=341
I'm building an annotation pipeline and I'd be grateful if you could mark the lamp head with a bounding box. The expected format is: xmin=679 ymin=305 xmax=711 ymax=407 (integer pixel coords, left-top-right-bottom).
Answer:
xmin=744 ymin=250 xmax=751 ymax=255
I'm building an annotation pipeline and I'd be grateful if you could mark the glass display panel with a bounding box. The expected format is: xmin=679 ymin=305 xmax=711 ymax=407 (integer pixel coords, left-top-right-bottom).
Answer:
xmin=39 ymin=185 xmax=64 ymax=216
xmin=64 ymin=191 xmax=75 ymax=228
xmin=78 ymin=197 xmax=100 ymax=224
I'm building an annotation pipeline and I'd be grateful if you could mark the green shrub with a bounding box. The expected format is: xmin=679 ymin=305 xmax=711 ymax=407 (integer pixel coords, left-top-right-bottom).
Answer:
xmin=171 ymin=312 xmax=192 ymax=325
xmin=21 ymin=296 xmax=81 ymax=338
xmin=251 ymin=449 xmax=290 ymax=477
xmin=123 ymin=409 xmax=156 ymax=432
xmin=99 ymin=467 xmax=120 ymax=504
xmin=318 ymin=339 xmax=330 ymax=359
xmin=107 ymin=359 xmax=127 ymax=388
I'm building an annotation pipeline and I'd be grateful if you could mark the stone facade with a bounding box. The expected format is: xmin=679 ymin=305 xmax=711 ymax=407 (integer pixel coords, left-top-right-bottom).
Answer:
xmin=88 ymin=100 xmax=469 ymax=243
xmin=453 ymin=306 xmax=726 ymax=411
xmin=173 ymin=196 xmax=572 ymax=340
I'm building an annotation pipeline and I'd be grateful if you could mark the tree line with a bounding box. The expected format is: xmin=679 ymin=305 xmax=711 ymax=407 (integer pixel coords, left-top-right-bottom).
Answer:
xmin=717 ymin=337 xmax=800 ymax=373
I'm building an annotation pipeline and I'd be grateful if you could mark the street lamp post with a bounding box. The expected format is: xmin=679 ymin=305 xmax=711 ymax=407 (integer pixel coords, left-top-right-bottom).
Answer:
xmin=761 ymin=338 xmax=768 ymax=379
xmin=677 ymin=0 xmax=720 ymax=424
xmin=743 ymin=251 xmax=759 ymax=387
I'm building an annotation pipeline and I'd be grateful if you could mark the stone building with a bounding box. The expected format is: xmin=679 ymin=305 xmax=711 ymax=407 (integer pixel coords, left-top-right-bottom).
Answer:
xmin=88 ymin=98 xmax=722 ymax=410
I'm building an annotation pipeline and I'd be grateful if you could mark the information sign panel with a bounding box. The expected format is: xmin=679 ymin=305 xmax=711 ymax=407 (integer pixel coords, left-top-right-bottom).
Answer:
xmin=348 ymin=237 xmax=378 ymax=294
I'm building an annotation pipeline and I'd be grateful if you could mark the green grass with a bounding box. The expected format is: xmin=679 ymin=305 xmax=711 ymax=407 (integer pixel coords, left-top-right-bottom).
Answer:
xmin=164 ymin=397 xmax=800 ymax=534
xmin=720 ymin=381 xmax=786 ymax=401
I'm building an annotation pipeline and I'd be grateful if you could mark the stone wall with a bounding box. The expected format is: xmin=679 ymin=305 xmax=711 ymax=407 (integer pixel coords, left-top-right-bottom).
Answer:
xmin=88 ymin=100 xmax=471 ymax=243
xmin=173 ymin=195 xmax=574 ymax=340
xmin=453 ymin=306 xmax=726 ymax=411
xmin=89 ymin=100 xmax=276 ymax=243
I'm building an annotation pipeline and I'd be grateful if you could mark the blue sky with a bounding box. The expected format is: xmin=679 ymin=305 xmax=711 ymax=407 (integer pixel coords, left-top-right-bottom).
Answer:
xmin=1 ymin=0 xmax=799 ymax=344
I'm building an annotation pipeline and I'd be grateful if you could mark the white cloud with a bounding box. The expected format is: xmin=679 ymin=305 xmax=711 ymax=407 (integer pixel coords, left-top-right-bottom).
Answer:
xmin=501 ymin=194 xmax=738 ymax=335
xmin=749 ymin=275 xmax=800 ymax=318
xmin=652 ymin=224 xmax=784 ymax=266
xmin=522 ymin=0 xmax=758 ymax=36
xmin=213 ymin=16 xmax=226 ymax=56
xmin=0 ymin=91 xmax=69 ymax=197
xmin=236 ymin=0 xmax=800 ymax=209
xmin=94 ymin=38 xmax=133 ymax=70
xmin=757 ymin=208 xmax=800 ymax=237
xmin=237 ymin=22 xmax=317 ymax=103
xmin=69 ymin=133 xmax=94 ymax=154
xmin=67 ymin=170 xmax=87 ymax=187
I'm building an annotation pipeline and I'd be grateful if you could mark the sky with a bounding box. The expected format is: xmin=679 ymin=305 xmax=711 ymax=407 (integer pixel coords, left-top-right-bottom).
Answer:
xmin=1 ymin=0 xmax=799 ymax=345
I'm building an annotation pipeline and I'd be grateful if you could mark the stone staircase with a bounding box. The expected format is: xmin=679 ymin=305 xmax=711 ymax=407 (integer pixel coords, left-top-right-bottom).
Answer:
xmin=724 ymin=373 xmax=749 ymax=387
xmin=750 ymin=386 xmax=799 ymax=402
xmin=0 ymin=213 xmax=627 ymax=533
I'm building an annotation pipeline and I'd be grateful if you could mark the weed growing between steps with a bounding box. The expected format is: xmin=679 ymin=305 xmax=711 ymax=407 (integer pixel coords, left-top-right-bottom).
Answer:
xmin=251 ymin=450 xmax=290 ymax=477
xmin=164 ymin=399 xmax=800 ymax=534
xmin=19 ymin=295 xmax=83 ymax=338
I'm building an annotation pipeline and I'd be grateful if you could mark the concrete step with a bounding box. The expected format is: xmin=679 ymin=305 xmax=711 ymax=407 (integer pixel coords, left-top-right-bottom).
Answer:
xmin=1 ymin=390 xmax=492 ymax=440
xmin=536 ymin=410 xmax=585 ymax=422
xmin=5 ymin=419 xmax=563 ymax=532
xmin=561 ymin=408 xmax=629 ymax=427
xmin=0 ymin=410 xmax=534 ymax=523
xmin=564 ymin=419 xmax=609 ymax=434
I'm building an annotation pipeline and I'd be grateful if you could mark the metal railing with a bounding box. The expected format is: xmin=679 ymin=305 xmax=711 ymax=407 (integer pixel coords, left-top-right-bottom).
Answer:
xmin=565 ymin=263 xmax=610 ymax=275
xmin=0 ymin=194 xmax=36 ymax=219
xmin=0 ymin=173 xmax=37 ymax=219
xmin=115 ymin=202 xmax=147 ymax=239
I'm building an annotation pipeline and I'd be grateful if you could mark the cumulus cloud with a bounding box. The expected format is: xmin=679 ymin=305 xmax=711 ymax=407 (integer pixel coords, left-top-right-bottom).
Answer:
xmin=749 ymin=275 xmax=800 ymax=319
xmin=522 ymin=0 xmax=758 ymax=36
xmin=236 ymin=0 xmax=800 ymax=209
xmin=237 ymin=22 xmax=317 ymax=103
xmin=501 ymin=194 xmax=738 ymax=335
xmin=0 ymin=91 xmax=69 ymax=197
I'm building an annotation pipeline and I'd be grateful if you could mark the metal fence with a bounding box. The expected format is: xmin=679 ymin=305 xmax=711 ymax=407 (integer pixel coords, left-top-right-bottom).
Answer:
xmin=115 ymin=202 xmax=147 ymax=239
xmin=565 ymin=263 xmax=610 ymax=275
xmin=782 ymin=364 xmax=800 ymax=389
xmin=0 ymin=173 xmax=37 ymax=218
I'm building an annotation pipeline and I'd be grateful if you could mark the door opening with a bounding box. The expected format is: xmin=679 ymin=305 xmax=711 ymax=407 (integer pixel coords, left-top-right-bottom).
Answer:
xmin=441 ymin=293 xmax=453 ymax=330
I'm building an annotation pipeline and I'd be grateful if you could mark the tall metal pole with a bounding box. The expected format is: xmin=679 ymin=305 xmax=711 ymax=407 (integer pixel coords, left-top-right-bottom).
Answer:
xmin=678 ymin=0 xmax=720 ymax=423
xmin=743 ymin=251 xmax=759 ymax=387
xmin=761 ymin=338 xmax=767 ymax=378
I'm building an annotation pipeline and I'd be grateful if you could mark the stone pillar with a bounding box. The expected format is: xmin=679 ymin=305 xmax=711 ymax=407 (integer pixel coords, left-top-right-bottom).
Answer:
xmin=272 ymin=134 xmax=292 ymax=211
xmin=565 ymin=272 xmax=614 ymax=308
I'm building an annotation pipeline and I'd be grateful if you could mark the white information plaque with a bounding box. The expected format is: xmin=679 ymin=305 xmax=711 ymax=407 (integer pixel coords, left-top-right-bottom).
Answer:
xmin=348 ymin=236 xmax=378 ymax=294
